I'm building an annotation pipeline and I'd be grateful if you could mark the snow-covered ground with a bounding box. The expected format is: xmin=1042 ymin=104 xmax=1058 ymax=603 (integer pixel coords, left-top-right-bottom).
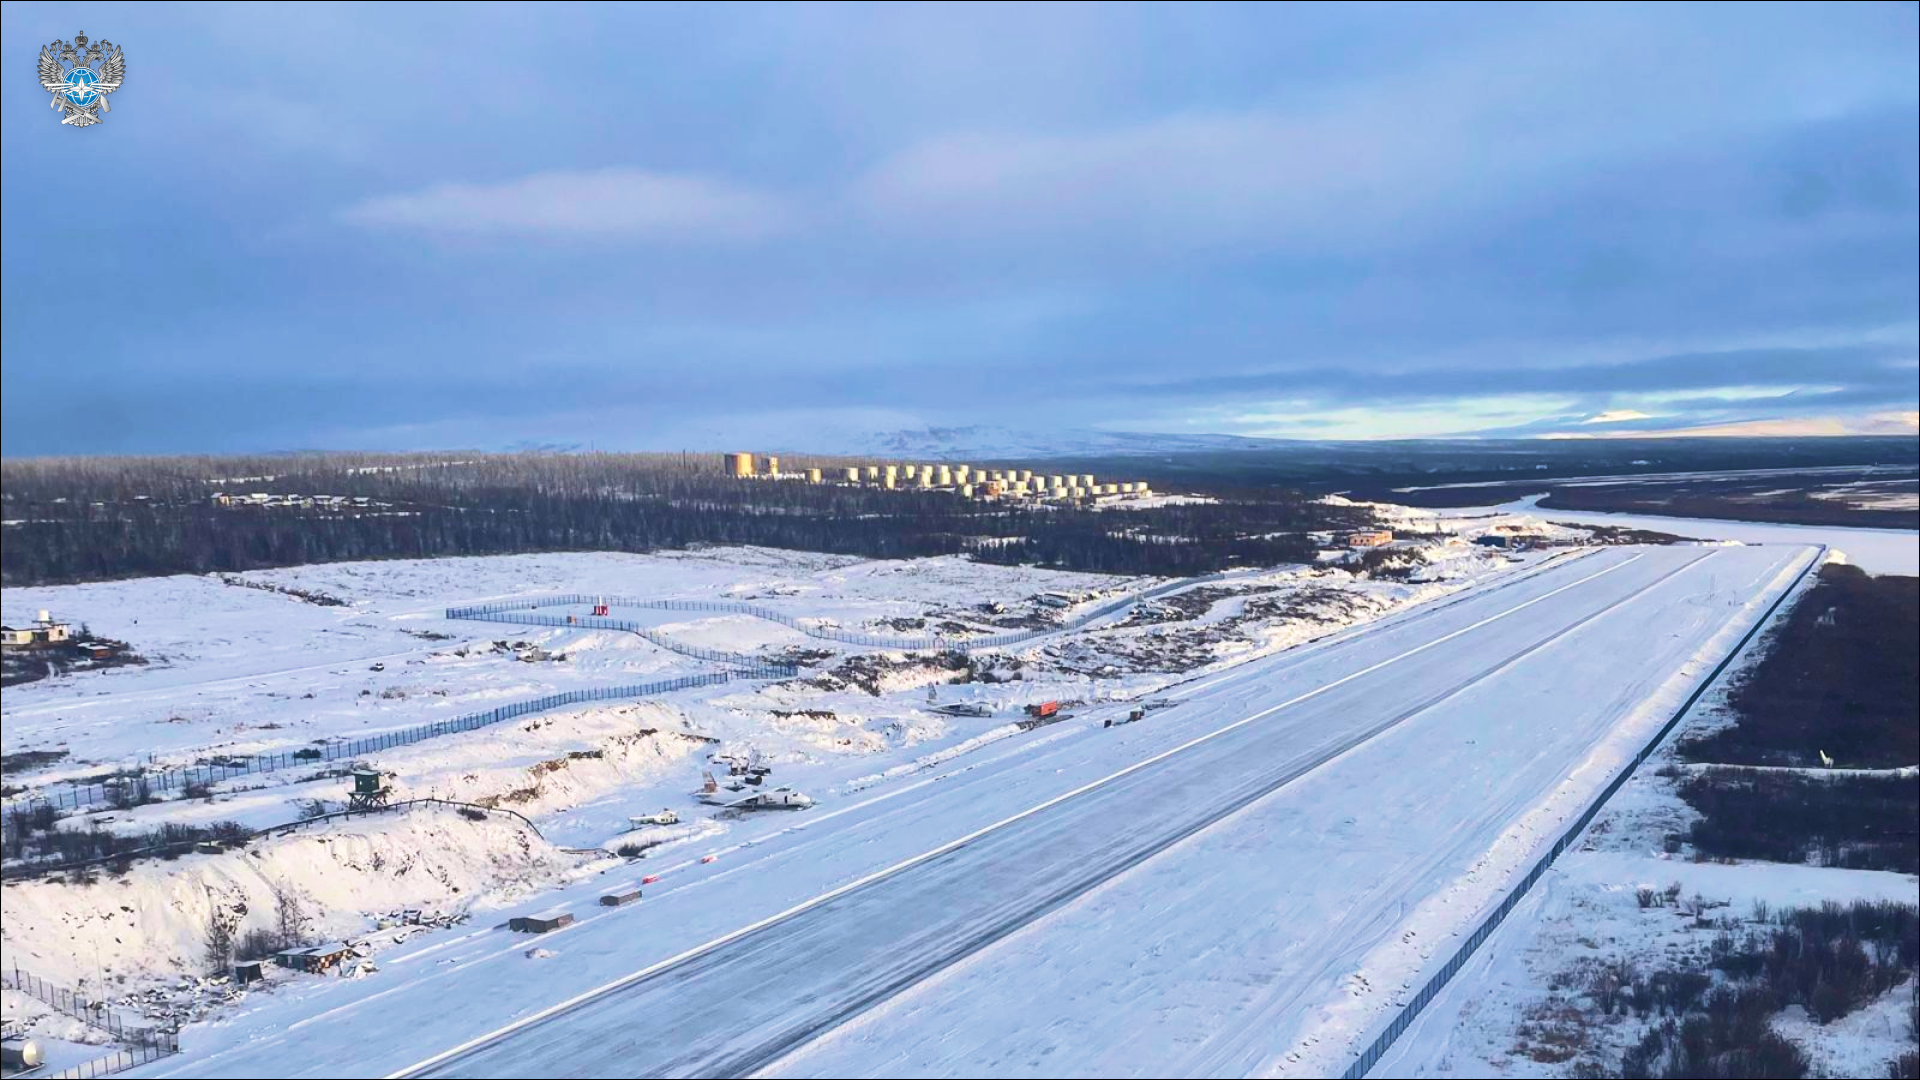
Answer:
xmin=0 ymin=528 xmax=1834 ymax=1078
xmin=1451 ymin=494 xmax=1918 ymax=575
xmin=5 ymin=543 xmax=1795 ymax=1079
xmin=1375 ymin=555 xmax=1920 ymax=1079
xmin=3 ymin=542 xmax=1529 ymax=1046
xmin=0 ymin=986 xmax=120 ymax=1075
xmin=0 ymin=550 xmax=1157 ymax=779
xmin=1375 ymin=854 xmax=1917 ymax=1078
xmin=768 ymin=548 xmax=1814 ymax=1080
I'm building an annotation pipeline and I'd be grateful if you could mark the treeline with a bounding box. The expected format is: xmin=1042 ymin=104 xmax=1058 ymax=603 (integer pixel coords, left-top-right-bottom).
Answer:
xmin=1682 ymin=564 xmax=1919 ymax=769
xmin=2 ymin=798 xmax=250 ymax=875
xmin=0 ymin=453 xmax=1372 ymax=585
xmin=1542 ymin=482 xmax=1920 ymax=530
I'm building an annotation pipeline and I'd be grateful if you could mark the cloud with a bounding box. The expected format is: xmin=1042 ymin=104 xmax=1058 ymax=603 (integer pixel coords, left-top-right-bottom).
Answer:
xmin=338 ymin=167 xmax=790 ymax=242
xmin=858 ymin=111 xmax=1420 ymax=249
xmin=1582 ymin=409 xmax=1654 ymax=424
xmin=1544 ymin=412 xmax=1920 ymax=439
xmin=5 ymin=4 xmax=1915 ymax=454
xmin=853 ymin=4 xmax=1918 ymax=258
xmin=1126 ymin=343 xmax=1918 ymax=406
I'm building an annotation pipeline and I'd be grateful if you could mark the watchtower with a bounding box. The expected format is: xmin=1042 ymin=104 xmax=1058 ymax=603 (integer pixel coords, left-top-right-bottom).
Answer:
xmin=348 ymin=767 xmax=390 ymax=811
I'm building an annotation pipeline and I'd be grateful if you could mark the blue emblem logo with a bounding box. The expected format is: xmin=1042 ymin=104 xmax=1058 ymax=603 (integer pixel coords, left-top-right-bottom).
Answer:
xmin=64 ymin=66 xmax=99 ymax=105
xmin=38 ymin=31 xmax=125 ymax=127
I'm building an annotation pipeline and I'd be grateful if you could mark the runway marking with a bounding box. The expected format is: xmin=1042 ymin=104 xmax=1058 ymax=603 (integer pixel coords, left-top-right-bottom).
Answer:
xmin=391 ymin=552 xmax=1645 ymax=1078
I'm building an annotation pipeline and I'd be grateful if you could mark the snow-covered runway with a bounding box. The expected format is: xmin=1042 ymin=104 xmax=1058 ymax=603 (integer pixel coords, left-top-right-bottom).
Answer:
xmin=148 ymin=544 xmax=1813 ymax=1079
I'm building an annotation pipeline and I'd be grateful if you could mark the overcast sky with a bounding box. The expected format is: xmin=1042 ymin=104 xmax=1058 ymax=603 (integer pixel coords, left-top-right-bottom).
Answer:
xmin=3 ymin=1 xmax=1916 ymax=455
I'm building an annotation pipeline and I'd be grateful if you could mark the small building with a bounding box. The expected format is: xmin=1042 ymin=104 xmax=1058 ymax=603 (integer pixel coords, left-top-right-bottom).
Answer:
xmin=74 ymin=640 xmax=120 ymax=660
xmin=1347 ymin=530 xmax=1395 ymax=548
xmin=1 ymin=611 xmax=71 ymax=651
xmin=600 ymin=888 xmax=643 ymax=907
xmin=1036 ymin=591 xmax=1077 ymax=609
xmin=510 ymin=912 xmax=576 ymax=934
xmin=232 ymin=959 xmax=266 ymax=985
xmin=274 ymin=942 xmax=355 ymax=974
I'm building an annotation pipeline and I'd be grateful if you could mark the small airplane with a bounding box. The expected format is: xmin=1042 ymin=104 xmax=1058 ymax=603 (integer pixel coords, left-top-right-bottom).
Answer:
xmin=696 ymin=771 xmax=814 ymax=811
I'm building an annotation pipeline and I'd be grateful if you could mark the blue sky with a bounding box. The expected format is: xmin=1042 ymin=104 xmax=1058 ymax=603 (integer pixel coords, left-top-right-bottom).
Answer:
xmin=3 ymin=1 xmax=1916 ymax=455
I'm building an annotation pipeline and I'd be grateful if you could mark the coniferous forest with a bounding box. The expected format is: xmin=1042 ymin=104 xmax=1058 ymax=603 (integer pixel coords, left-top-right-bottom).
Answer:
xmin=1 ymin=452 xmax=1377 ymax=586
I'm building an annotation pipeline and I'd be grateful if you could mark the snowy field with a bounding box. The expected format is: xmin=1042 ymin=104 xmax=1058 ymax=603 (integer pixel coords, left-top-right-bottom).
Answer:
xmin=0 ymin=549 xmax=1152 ymax=776
xmin=1375 ymin=558 xmax=1920 ymax=1079
xmin=1456 ymin=495 xmax=1918 ymax=575
xmin=0 ymin=524 xmax=1835 ymax=1078
xmin=9 ymin=543 xmax=1796 ymax=1079
xmin=3 ymin=541 xmax=1526 ymax=1037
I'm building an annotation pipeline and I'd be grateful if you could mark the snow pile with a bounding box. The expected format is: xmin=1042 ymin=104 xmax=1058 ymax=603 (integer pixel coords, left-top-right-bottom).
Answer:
xmin=378 ymin=701 xmax=710 ymax=815
xmin=0 ymin=808 xmax=580 ymax=987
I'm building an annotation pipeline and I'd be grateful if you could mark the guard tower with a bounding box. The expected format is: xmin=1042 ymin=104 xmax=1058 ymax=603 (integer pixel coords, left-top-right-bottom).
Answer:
xmin=348 ymin=768 xmax=390 ymax=811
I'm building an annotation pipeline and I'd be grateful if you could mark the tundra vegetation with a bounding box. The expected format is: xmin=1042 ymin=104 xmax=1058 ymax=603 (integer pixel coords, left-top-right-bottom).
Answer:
xmin=1561 ymin=565 xmax=1920 ymax=1078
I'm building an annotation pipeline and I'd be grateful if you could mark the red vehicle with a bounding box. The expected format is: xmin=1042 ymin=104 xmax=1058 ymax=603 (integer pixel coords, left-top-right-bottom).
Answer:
xmin=1024 ymin=701 xmax=1060 ymax=719
xmin=592 ymin=603 xmax=610 ymax=616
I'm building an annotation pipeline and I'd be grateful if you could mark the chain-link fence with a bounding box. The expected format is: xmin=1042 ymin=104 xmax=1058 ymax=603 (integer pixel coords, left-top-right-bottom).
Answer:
xmin=47 ymin=1040 xmax=178 ymax=1079
xmin=6 ymin=573 xmax=1238 ymax=824
xmin=2 ymin=966 xmax=179 ymax=1076
xmin=447 ymin=573 xmax=1235 ymax=655
xmin=1339 ymin=546 xmax=1825 ymax=1078
xmin=5 ymin=670 xmax=765 ymax=816
xmin=445 ymin=604 xmax=801 ymax=670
